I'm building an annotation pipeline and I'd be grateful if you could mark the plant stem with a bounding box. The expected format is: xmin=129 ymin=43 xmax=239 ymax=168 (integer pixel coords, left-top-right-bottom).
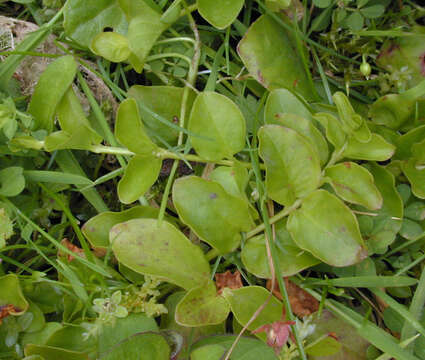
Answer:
xmin=245 ymin=200 xmax=302 ymax=239
xmin=157 ymin=2 xmax=201 ymax=225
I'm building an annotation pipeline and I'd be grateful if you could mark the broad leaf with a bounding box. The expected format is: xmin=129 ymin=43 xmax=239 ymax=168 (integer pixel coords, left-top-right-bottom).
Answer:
xmin=191 ymin=335 xmax=279 ymax=360
xmin=265 ymin=88 xmax=312 ymax=123
xmin=287 ymin=190 xmax=367 ymax=267
xmin=395 ymin=124 xmax=425 ymax=160
xmin=314 ymin=112 xmax=347 ymax=150
xmin=175 ymin=281 xmax=230 ymax=326
xmin=115 ymin=98 xmax=157 ymax=155
xmin=173 ymin=176 xmax=254 ymax=254
xmin=197 ymin=0 xmax=244 ymax=29
xmin=111 ymin=218 xmax=211 ymax=290
xmin=128 ymin=85 xmax=196 ymax=145
xmin=90 ymin=32 xmax=131 ymax=62
xmin=325 ymin=162 xmax=383 ymax=210
xmin=238 ymin=15 xmax=316 ymax=100
xmin=222 ymin=286 xmax=283 ymax=335
xmin=101 ymin=332 xmax=170 ymax=360
xmin=402 ymin=159 xmax=425 ymax=199
xmin=24 ymin=345 xmax=88 ymax=360
xmin=241 ymin=220 xmax=320 ymax=277
xmin=117 ymin=155 xmax=162 ymax=204
xmin=0 ymin=167 xmax=25 ymax=197
xmin=343 ymin=133 xmax=395 ymax=161
xmin=188 ymin=92 xmax=246 ymax=161
xmin=82 ymin=206 xmax=161 ymax=248
xmin=273 ymin=113 xmax=329 ymax=166
xmin=28 ymin=55 xmax=77 ymax=133
xmin=258 ymin=125 xmax=321 ymax=206
xmin=64 ymin=0 xmax=127 ymax=47
xmin=0 ymin=274 xmax=29 ymax=315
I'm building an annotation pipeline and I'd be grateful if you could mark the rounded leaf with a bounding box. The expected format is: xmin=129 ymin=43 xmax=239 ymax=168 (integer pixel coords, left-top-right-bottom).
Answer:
xmin=115 ymin=98 xmax=157 ymax=155
xmin=287 ymin=190 xmax=367 ymax=267
xmin=258 ymin=125 xmax=322 ymax=206
xmin=188 ymin=92 xmax=246 ymax=161
xmin=265 ymin=88 xmax=312 ymax=123
xmin=118 ymin=155 xmax=162 ymax=204
xmin=343 ymin=133 xmax=395 ymax=161
xmin=173 ymin=176 xmax=254 ymax=254
xmin=402 ymin=159 xmax=425 ymax=199
xmin=198 ymin=0 xmax=244 ymax=29
xmin=175 ymin=281 xmax=230 ymax=327
xmin=111 ymin=218 xmax=211 ymax=290
xmin=90 ymin=32 xmax=131 ymax=62
xmin=325 ymin=162 xmax=383 ymax=210
xmin=0 ymin=274 xmax=29 ymax=315
xmin=0 ymin=167 xmax=25 ymax=197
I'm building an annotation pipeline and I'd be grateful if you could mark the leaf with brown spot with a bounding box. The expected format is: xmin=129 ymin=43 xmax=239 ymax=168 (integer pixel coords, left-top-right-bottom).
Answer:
xmin=60 ymin=238 xmax=85 ymax=262
xmin=215 ymin=270 xmax=243 ymax=295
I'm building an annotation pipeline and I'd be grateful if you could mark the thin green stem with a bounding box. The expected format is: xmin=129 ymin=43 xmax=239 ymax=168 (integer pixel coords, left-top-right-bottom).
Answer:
xmin=157 ymin=2 xmax=201 ymax=225
xmin=146 ymin=53 xmax=193 ymax=66
xmin=401 ymin=265 xmax=425 ymax=352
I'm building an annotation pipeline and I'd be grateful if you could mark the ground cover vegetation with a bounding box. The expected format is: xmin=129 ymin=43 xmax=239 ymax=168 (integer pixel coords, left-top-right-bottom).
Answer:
xmin=0 ymin=0 xmax=425 ymax=359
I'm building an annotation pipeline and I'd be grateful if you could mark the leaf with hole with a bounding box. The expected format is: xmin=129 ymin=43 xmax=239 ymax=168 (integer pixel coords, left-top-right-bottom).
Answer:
xmin=258 ymin=125 xmax=322 ymax=206
xmin=287 ymin=190 xmax=367 ymax=267
xmin=173 ymin=176 xmax=254 ymax=254
xmin=111 ymin=218 xmax=211 ymax=290
xmin=188 ymin=91 xmax=246 ymax=161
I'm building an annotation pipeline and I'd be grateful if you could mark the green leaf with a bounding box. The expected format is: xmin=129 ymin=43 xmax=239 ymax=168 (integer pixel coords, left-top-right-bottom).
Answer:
xmin=395 ymin=125 xmax=425 ymax=160
xmin=45 ymin=88 xmax=102 ymax=151
xmin=313 ymin=0 xmax=333 ymax=8
xmin=343 ymin=133 xmax=395 ymax=161
xmin=101 ymin=332 xmax=170 ymax=360
xmin=238 ymin=15 xmax=316 ymax=100
xmin=24 ymin=345 xmax=89 ymax=360
xmin=364 ymin=164 xmax=403 ymax=254
xmin=273 ymin=113 xmax=329 ymax=166
xmin=90 ymin=32 xmax=131 ymax=62
xmin=258 ymin=125 xmax=321 ymax=206
xmin=188 ymin=92 xmax=246 ymax=161
xmin=117 ymin=155 xmax=162 ymax=204
xmin=402 ymin=159 xmax=425 ymax=199
xmin=197 ymin=0 xmax=244 ymax=29
xmin=333 ymin=92 xmax=363 ymax=133
xmin=63 ymin=0 xmax=127 ymax=47
xmin=0 ymin=208 xmax=13 ymax=249
xmin=344 ymin=11 xmax=364 ymax=31
xmin=115 ymin=98 xmax=157 ymax=155
xmin=191 ymin=335 xmax=279 ymax=360
xmin=241 ymin=220 xmax=320 ymax=278
xmin=98 ymin=313 xmax=159 ymax=356
xmin=325 ymin=162 xmax=383 ymax=210
xmin=0 ymin=274 xmax=29 ymax=315
xmin=128 ymin=85 xmax=196 ymax=145
xmin=118 ymin=0 xmax=167 ymax=72
xmin=23 ymin=171 xmax=93 ymax=186
xmin=314 ymin=112 xmax=347 ymax=150
xmin=305 ymin=336 xmax=342 ymax=357
xmin=173 ymin=176 xmax=254 ymax=254
xmin=404 ymin=202 xmax=425 ymax=221
xmin=221 ymin=286 xmax=283 ymax=335
xmin=28 ymin=56 xmax=77 ymax=133
xmin=21 ymin=322 xmax=63 ymax=348
xmin=82 ymin=206 xmax=161 ymax=249
xmin=264 ymin=88 xmax=312 ymax=123
xmin=287 ymin=190 xmax=367 ymax=267
xmin=111 ymin=218 xmax=211 ymax=290
xmin=0 ymin=167 xmax=25 ymax=197
xmin=360 ymin=4 xmax=385 ymax=18
xmin=175 ymin=281 xmax=230 ymax=326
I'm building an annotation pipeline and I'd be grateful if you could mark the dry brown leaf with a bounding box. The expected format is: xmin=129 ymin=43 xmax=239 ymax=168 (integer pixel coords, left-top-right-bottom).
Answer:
xmin=215 ymin=270 xmax=243 ymax=294
xmin=267 ymin=278 xmax=319 ymax=317
xmin=60 ymin=238 xmax=85 ymax=262
xmin=0 ymin=304 xmax=20 ymax=324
